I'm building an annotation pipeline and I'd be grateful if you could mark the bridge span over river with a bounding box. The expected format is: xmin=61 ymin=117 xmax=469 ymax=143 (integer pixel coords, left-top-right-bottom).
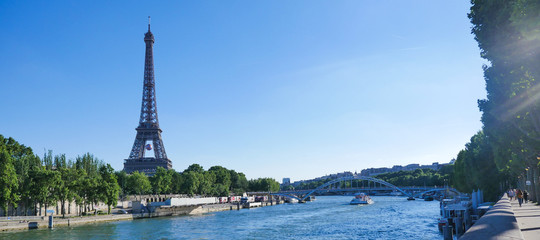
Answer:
xmin=261 ymin=175 xmax=460 ymax=202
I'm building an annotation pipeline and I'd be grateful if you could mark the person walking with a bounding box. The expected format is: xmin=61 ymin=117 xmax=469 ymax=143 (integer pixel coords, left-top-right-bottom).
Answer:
xmin=524 ymin=190 xmax=529 ymax=203
xmin=508 ymin=189 xmax=515 ymax=201
xmin=517 ymin=189 xmax=524 ymax=207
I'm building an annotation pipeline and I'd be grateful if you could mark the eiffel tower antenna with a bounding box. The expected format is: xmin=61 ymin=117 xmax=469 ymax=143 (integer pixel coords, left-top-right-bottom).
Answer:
xmin=124 ymin=19 xmax=172 ymax=175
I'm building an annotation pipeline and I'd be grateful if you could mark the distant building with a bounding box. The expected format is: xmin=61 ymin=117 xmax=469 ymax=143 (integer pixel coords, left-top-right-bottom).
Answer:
xmin=282 ymin=178 xmax=291 ymax=185
xmin=360 ymin=162 xmax=449 ymax=176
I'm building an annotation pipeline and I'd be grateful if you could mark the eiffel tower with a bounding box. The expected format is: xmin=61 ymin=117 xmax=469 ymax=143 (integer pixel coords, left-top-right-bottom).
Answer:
xmin=124 ymin=18 xmax=172 ymax=175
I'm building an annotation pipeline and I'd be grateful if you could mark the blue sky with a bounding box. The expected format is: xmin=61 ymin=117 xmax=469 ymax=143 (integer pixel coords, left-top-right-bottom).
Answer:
xmin=1 ymin=1 xmax=486 ymax=182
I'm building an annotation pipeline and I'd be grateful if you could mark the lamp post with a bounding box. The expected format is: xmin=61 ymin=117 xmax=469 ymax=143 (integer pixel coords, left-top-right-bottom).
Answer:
xmin=526 ymin=167 xmax=530 ymax=194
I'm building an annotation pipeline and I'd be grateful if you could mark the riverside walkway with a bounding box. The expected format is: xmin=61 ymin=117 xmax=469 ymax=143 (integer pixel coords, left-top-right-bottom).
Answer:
xmin=461 ymin=194 xmax=540 ymax=240
xmin=512 ymin=198 xmax=540 ymax=240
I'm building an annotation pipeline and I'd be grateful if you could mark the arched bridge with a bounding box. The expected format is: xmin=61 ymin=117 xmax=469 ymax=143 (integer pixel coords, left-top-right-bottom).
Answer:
xmin=275 ymin=175 xmax=413 ymax=202
xmin=415 ymin=188 xmax=461 ymax=198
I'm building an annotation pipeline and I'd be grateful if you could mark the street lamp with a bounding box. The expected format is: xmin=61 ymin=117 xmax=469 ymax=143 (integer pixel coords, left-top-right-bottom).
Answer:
xmin=525 ymin=167 xmax=531 ymax=193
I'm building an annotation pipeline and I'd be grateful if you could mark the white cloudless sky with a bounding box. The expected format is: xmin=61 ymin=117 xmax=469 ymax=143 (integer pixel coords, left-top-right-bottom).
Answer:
xmin=1 ymin=1 xmax=486 ymax=182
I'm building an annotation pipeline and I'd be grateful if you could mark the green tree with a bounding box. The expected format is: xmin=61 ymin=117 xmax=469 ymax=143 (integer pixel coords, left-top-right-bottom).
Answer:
xmin=375 ymin=168 xmax=451 ymax=187
xmin=12 ymin=151 xmax=41 ymax=216
xmin=56 ymin=167 xmax=70 ymax=217
xmin=71 ymin=168 xmax=87 ymax=216
xmin=213 ymin=184 xmax=229 ymax=196
xmin=198 ymin=171 xmax=213 ymax=196
xmin=209 ymin=166 xmax=232 ymax=191
xmin=184 ymin=164 xmax=205 ymax=173
xmin=171 ymin=171 xmax=184 ymax=194
xmin=230 ymin=170 xmax=248 ymax=194
xmin=128 ymin=171 xmax=151 ymax=197
xmin=469 ymin=0 xmax=540 ymax=201
xmin=452 ymin=131 xmax=505 ymax=201
xmin=42 ymin=150 xmax=53 ymax=170
xmin=30 ymin=168 xmax=61 ymax=216
xmin=150 ymin=167 xmax=174 ymax=196
xmin=65 ymin=167 xmax=83 ymax=216
xmin=73 ymin=153 xmax=104 ymax=213
xmin=115 ymin=171 xmax=129 ymax=197
xmin=99 ymin=164 xmax=120 ymax=214
xmin=182 ymin=171 xmax=201 ymax=196
xmin=248 ymin=178 xmax=280 ymax=192
xmin=81 ymin=174 xmax=100 ymax=214
xmin=0 ymin=147 xmax=20 ymax=216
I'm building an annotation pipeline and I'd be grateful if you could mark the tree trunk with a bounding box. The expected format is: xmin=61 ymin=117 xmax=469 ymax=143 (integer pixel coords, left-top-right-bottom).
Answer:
xmin=62 ymin=200 xmax=65 ymax=218
xmin=24 ymin=201 xmax=28 ymax=216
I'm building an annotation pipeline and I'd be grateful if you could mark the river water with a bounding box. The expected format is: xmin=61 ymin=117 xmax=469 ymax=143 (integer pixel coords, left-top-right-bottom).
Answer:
xmin=1 ymin=196 xmax=442 ymax=239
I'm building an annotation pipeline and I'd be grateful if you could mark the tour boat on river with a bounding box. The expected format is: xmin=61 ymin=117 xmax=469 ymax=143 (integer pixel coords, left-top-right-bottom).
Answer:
xmin=350 ymin=193 xmax=374 ymax=205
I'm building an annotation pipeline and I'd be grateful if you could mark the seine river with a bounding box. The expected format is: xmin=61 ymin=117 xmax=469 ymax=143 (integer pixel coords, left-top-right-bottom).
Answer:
xmin=1 ymin=196 xmax=442 ymax=239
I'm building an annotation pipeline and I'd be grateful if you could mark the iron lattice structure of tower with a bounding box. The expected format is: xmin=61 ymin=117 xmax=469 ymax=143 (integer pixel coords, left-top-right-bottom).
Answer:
xmin=124 ymin=19 xmax=172 ymax=175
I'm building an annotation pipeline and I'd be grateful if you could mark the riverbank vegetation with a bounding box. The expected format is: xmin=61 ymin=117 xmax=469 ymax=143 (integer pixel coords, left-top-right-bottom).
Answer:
xmin=0 ymin=135 xmax=280 ymax=217
xmin=289 ymin=167 xmax=453 ymax=191
xmin=116 ymin=164 xmax=280 ymax=198
xmin=452 ymin=0 xmax=540 ymax=202
xmin=0 ymin=135 xmax=119 ymax=216
xmin=376 ymin=167 xmax=453 ymax=187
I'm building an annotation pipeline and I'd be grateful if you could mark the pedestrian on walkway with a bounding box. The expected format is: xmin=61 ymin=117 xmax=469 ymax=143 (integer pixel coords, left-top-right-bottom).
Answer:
xmin=508 ymin=189 xmax=515 ymax=201
xmin=517 ymin=189 xmax=524 ymax=207
xmin=524 ymin=190 xmax=529 ymax=203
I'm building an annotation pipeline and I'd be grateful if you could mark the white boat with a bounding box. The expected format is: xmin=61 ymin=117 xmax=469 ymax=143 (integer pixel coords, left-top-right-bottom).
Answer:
xmin=350 ymin=193 xmax=374 ymax=205
xmin=285 ymin=197 xmax=299 ymax=203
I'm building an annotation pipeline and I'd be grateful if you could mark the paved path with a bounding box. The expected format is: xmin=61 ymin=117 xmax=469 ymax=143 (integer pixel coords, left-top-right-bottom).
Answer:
xmin=460 ymin=195 xmax=523 ymax=240
xmin=511 ymin=198 xmax=540 ymax=240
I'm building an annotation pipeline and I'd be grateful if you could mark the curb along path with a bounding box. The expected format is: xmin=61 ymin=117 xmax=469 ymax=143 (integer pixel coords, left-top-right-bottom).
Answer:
xmin=460 ymin=195 xmax=523 ymax=240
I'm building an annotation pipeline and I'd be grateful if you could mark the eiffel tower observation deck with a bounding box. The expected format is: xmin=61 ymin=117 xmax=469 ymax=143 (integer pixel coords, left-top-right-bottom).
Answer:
xmin=124 ymin=17 xmax=173 ymax=175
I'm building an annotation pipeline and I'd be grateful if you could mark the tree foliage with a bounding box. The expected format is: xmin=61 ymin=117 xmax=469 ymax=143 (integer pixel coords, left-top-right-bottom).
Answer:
xmin=0 ymin=146 xmax=20 ymax=215
xmin=99 ymin=164 xmax=120 ymax=214
xmin=0 ymin=134 xmax=120 ymax=216
xmin=127 ymin=171 xmax=152 ymax=196
xmin=0 ymin=134 xmax=270 ymax=217
xmin=376 ymin=168 xmax=451 ymax=187
xmin=453 ymin=131 xmax=506 ymax=201
xmin=453 ymin=0 xmax=540 ymax=201
xmin=150 ymin=167 xmax=174 ymax=196
xmin=247 ymin=178 xmax=280 ymax=192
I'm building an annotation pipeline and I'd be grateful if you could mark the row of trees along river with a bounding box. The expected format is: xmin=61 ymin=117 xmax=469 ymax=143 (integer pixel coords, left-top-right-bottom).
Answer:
xmin=0 ymin=134 xmax=279 ymax=217
xmin=452 ymin=0 xmax=540 ymax=202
